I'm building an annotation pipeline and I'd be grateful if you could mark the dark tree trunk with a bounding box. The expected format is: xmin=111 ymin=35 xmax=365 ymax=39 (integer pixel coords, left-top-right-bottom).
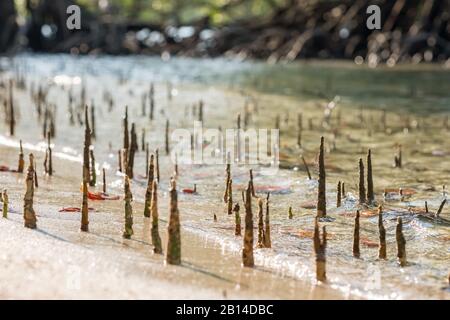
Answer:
xmin=0 ymin=0 xmax=18 ymax=53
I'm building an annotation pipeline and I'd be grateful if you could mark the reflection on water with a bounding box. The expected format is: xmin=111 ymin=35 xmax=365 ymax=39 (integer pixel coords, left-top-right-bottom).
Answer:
xmin=0 ymin=54 xmax=449 ymax=299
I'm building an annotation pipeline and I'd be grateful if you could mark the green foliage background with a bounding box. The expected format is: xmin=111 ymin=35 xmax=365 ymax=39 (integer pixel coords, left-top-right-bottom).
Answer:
xmin=16 ymin=0 xmax=289 ymax=25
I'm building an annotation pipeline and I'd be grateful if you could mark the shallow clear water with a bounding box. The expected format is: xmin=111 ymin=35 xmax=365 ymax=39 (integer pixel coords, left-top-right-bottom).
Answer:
xmin=0 ymin=54 xmax=449 ymax=299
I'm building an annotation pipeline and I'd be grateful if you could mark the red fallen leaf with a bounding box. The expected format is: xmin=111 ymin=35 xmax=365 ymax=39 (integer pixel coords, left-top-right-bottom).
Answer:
xmin=0 ymin=165 xmax=18 ymax=173
xmin=88 ymin=191 xmax=120 ymax=201
xmin=182 ymin=188 xmax=196 ymax=194
xmin=361 ymin=237 xmax=379 ymax=248
xmin=384 ymin=188 xmax=416 ymax=195
xmin=342 ymin=210 xmax=379 ymax=218
xmin=59 ymin=207 xmax=95 ymax=212
xmin=300 ymin=201 xmax=316 ymax=209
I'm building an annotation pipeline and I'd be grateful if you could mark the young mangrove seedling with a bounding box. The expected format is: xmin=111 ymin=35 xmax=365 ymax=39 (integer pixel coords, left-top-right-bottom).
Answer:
xmin=288 ymin=206 xmax=293 ymax=219
xmin=144 ymin=154 xmax=155 ymax=218
xmin=242 ymin=181 xmax=254 ymax=267
xmin=166 ymin=179 xmax=181 ymax=265
xmin=227 ymin=178 xmax=233 ymax=215
xmin=214 ymin=213 xmax=217 ymax=222
xmin=23 ymin=154 xmax=37 ymax=229
xmin=257 ymin=198 xmax=265 ymax=248
xmin=317 ymin=137 xmax=327 ymax=217
xmin=17 ymin=140 xmax=24 ymax=173
xmin=151 ymin=179 xmax=163 ymax=254
xmin=336 ymin=181 xmax=342 ymax=208
xmin=118 ymin=150 xmax=122 ymax=172
xmin=396 ymin=217 xmax=407 ymax=267
xmin=378 ymin=206 xmax=387 ymax=259
xmin=313 ymin=218 xmax=327 ymax=282
xmin=353 ymin=210 xmax=361 ymax=258
xmin=425 ymin=201 xmax=429 ymax=213
xmin=123 ymin=175 xmax=134 ymax=239
xmin=2 ymin=189 xmax=8 ymax=218
xmin=233 ymin=203 xmax=241 ymax=236
xmin=359 ymin=158 xmax=366 ymax=205
xmin=367 ymin=149 xmax=374 ymax=204
xmin=264 ymin=193 xmax=271 ymax=248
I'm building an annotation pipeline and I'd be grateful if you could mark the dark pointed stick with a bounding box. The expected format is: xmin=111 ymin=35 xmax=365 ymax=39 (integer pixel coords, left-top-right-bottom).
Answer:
xmin=165 ymin=119 xmax=170 ymax=155
xmin=33 ymin=159 xmax=38 ymax=188
xmin=90 ymin=101 xmax=96 ymax=139
xmin=123 ymin=106 xmax=129 ymax=150
xmin=141 ymin=128 xmax=146 ymax=152
xmin=89 ymin=149 xmax=96 ymax=186
xmin=118 ymin=150 xmax=122 ymax=172
xmin=367 ymin=149 xmax=374 ymax=204
xmin=242 ymin=181 xmax=254 ymax=267
xmin=396 ymin=217 xmax=407 ymax=267
xmin=336 ymin=181 xmax=342 ymax=207
xmin=378 ymin=206 xmax=387 ymax=259
xmin=288 ymin=206 xmax=293 ymax=219
xmin=359 ymin=158 xmax=366 ymax=205
xmin=233 ymin=203 xmax=241 ymax=236
xmin=122 ymin=175 xmax=134 ymax=239
xmin=149 ymin=83 xmax=155 ymax=120
xmin=249 ymin=169 xmax=256 ymax=197
xmin=317 ymin=137 xmax=326 ymax=217
xmin=17 ymin=140 xmax=24 ymax=173
xmin=166 ymin=179 xmax=181 ymax=265
xmin=81 ymin=105 xmax=91 ymax=232
xmin=144 ymin=154 xmax=154 ymax=218
xmin=47 ymin=132 xmax=53 ymax=176
xmin=436 ymin=199 xmax=446 ymax=218
xmin=425 ymin=201 xmax=429 ymax=213
xmin=155 ymin=148 xmax=160 ymax=182
xmin=342 ymin=182 xmax=346 ymax=198
xmin=2 ymin=189 xmax=8 ymax=218
xmin=353 ymin=210 xmax=360 ymax=258
xmin=264 ymin=193 xmax=271 ymax=248
xmin=223 ymin=164 xmax=230 ymax=203
xmin=227 ymin=178 xmax=233 ymax=215
xmin=256 ymin=198 xmax=265 ymax=248
xmin=151 ymin=179 xmax=163 ymax=254
xmin=102 ymin=168 xmax=106 ymax=194
xmin=301 ymin=155 xmax=312 ymax=180
xmin=8 ymin=79 xmax=15 ymax=136
xmin=23 ymin=154 xmax=37 ymax=229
